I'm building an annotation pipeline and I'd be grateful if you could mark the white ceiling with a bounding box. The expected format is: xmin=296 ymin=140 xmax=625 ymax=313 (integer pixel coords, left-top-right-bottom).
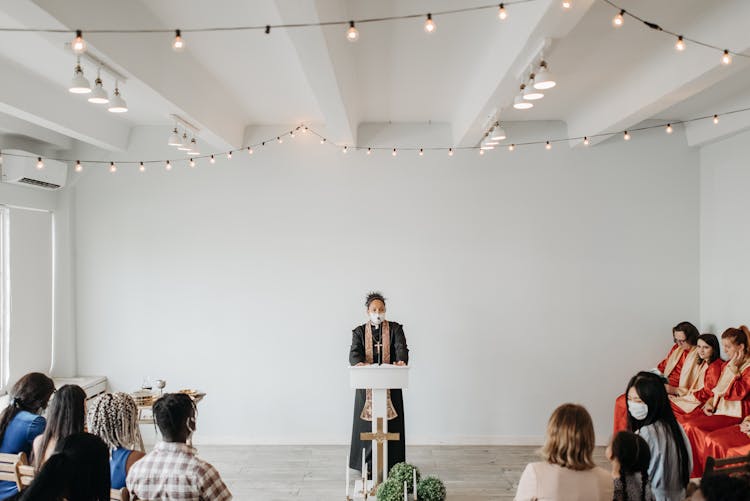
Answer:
xmin=1 ymin=0 xmax=750 ymax=155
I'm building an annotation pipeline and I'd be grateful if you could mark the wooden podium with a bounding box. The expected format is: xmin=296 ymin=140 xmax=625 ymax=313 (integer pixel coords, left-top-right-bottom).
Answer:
xmin=350 ymin=364 xmax=409 ymax=494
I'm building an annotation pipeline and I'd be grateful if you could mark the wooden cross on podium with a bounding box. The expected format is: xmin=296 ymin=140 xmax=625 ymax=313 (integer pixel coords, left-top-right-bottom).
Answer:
xmin=360 ymin=417 xmax=400 ymax=490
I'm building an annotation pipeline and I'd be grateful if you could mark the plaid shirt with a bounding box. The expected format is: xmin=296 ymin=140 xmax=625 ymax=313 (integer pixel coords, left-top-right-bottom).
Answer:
xmin=126 ymin=441 xmax=232 ymax=501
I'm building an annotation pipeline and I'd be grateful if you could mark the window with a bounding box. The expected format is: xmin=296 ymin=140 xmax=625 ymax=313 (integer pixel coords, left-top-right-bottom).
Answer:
xmin=0 ymin=207 xmax=8 ymax=391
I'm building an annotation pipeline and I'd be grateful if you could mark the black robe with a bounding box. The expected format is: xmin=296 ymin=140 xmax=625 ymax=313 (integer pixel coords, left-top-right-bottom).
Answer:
xmin=348 ymin=321 xmax=409 ymax=474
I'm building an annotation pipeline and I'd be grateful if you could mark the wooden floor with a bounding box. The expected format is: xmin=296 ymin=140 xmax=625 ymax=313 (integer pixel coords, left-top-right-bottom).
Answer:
xmin=199 ymin=445 xmax=610 ymax=500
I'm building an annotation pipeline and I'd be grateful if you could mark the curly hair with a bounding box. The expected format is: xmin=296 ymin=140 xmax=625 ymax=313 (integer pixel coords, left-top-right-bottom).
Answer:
xmin=365 ymin=291 xmax=386 ymax=308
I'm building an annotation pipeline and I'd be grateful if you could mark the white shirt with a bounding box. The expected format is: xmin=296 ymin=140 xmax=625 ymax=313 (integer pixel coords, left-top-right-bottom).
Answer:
xmin=515 ymin=462 xmax=613 ymax=501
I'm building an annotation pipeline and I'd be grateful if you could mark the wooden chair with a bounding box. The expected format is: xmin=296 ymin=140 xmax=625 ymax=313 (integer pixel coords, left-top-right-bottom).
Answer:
xmin=111 ymin=487 xmax=130 ymax=501
xmin=15 ymin=463 xmax=35 ymax=489
xmin=0 ymin=452 xmax=27 ymax=490
xmin=703 ymin=453 xmax=750 ymax=477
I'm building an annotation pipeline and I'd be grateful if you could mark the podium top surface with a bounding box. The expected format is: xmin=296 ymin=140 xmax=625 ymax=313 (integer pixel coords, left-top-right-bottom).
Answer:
xmin=349 ymin=364 xmax=409 ymax=390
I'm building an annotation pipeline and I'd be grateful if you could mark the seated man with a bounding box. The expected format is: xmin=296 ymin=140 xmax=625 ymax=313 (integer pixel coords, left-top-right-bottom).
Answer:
xmin=126 ymin=393 xmax=232 ymax=501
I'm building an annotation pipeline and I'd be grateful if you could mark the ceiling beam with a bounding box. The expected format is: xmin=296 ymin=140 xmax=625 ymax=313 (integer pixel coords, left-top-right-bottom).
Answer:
xmin=684 ymin=89 xmax=750 ymax=147
xmin=272 ymin=0 xmax=358 ymax=146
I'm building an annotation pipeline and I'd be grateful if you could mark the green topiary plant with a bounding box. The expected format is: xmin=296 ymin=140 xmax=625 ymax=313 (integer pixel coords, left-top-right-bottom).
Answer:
xmin=376 ymin=478 xmax=404 ymax=501
xmin=417 ymin=476 xmax=446 ymax=501
xmin=388 ymin=462 xmax=421 ymax=493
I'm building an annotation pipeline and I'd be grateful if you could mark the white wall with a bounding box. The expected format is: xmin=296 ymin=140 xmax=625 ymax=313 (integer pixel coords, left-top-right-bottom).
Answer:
xmin=699 ymin=129 xmax=750 ymax=333
xmin=69 ymin=123 xmax=699 ymax=445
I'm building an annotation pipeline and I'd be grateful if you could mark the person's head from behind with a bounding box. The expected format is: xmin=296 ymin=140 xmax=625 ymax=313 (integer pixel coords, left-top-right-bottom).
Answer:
xmin=540 ymin=403 xmax=595 ymax=471
xmin=365 ymin=291 xmax=386 ymax=326
xmin=721 ymin=326 xmax=750 ymax=361
xmin=691 ymin=473 xmax=750 ymax=501
xmin=88 ymin=392 xmax=141 ymax=451
xmin=20 ymin=432 xmax=110 ymax=501
xmin=696 ymin=334 xmax=721 ymax=365
xmin=153 ymin=393 xmax=197 ymax=443
xmin=673 ymin=321 xmax=699 ymax=348
xmin=607 ymin=431 xmax=651 ymax=479
xmin=0 ymin=372 xmax=55 ymax=444
xmin=34 ymin=384 xmax=87 ymax=468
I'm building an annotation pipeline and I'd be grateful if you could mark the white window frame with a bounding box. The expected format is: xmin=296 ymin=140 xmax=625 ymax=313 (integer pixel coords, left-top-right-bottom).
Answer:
xmin=0 ymin=207 xmax=9 ymax=391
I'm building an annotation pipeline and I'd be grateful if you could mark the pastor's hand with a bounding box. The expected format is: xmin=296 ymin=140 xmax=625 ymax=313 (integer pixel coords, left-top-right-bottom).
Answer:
xmin=394 ymin=361 xmax=406 ymax=366
xmin=355 ymin=362 xmax=368 ymax=367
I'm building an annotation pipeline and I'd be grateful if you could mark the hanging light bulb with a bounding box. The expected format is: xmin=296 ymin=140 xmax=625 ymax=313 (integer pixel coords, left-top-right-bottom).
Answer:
xmin=210 ymin=155 xmax=216 ymax=164
xmin=247 ymin=147 xmax=254 ymax=155
xmin=36 ymin=157 xmax=44 ymax=169
xmin=366 ymin=147 xmax=372 ymax=155
xmin=165 ymin=160 xmax=172 ymax=171
xmin=612 ymin=10 xmax=625 ymax=28
xmin=75 ymin=160 xmax=83 ymax=172
xmin=675 ymin=36 xmax=686 ymax=52
xmin=666 ymin=124 xmax=673 ymax=134
xmin=227 ymin=151 xmax=232 ymax=160
xmin=107 ymin=84 xmax=128 ymax=112
xmin=498 ymin=3 xmax=508 ymax=20
xmin=167 ymin=128 xmax=181 ymax=146
xmin=172 ymin=29 xmax=184 ymax=51
xmin=346 ymin=21 xmax=359 ymax=42
xmin=419 ymin=148 xmax=424 ymax=156
xmin=545 ymin=141 xmax=552 ymax=150
xmin=178 ymin=133 xmax=191 ymax=151
xmin=139 ymin=162 xmax=145 ymax=172
xmin=392 ymin=148 xmax=397 ymax=156
xmin=88 ymin=69 xmax=109 ymax=103
xmin=109 ymin=162 xmax=117 ymax=173
xmin=479 ymin=149 xmax=485 ymax=155
xmin=290 ymin=130 xmax=295 ymax=138
xmin=562 ymin=1 xmax=572 ymax=9
xmin=424 ymin=13 xmax=436 ymax=33
xmin=448 ymin=148 xmax=454 ymax=156
xmin=71 ymin=30 xmax=86 ymax=54
xmin=320 ymin=138 xmax=326 ymax=144
xmin=514 ymin=85 xmax=534 ymax=109
xmin=69 ymin=59 xmax=92 ymax=94
xmin=189 ymin=158 xmax=195 ymax=167
xmin=534 ymin=61 xmax=556 ymax=89
xmin=623 ymin=131 xmax=631 ymax=141
xmin=508 ymin=144 xmax=515 ymax=151
xmin=721 ymin=50 xmax=732 ymax=65
xmin=713 ymin=114 xmax=719 ymax=124
xmin=342 ymin=146 xmax=348 ymax=154
xmin=583 ymin=137 xmax=590 ymax=146
xmin=188 ymin=138 xmax=200 ymax=155
xmin=523 ymin=77 xmax=545 ymax=100
xmin=277 ymin=136 xmax=283 ymax=144
xmin=302 ymin=125 xmax=309 ymax=133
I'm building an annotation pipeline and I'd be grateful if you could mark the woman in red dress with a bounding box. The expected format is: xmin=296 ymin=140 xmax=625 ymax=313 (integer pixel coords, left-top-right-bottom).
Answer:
xmin=669 ymin=334 xmax=723 ymax=421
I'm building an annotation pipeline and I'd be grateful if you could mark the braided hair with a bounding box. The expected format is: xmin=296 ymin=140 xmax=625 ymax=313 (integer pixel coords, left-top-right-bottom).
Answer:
xmin=87 ymin=392 xmax=142 ymax=452
xmin=153 ymin=393 xmax=197 ymax=442
xmin=611 ymin=431 xmax=652 ymax=501
xmin=0 ymin=372 xmax=54 ymax=447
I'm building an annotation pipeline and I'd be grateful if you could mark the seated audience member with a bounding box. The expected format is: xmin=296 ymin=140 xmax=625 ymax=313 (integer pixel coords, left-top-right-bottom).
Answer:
xmin=514 ymin=403 xmax=612 ymax=501
xmin=626 ymin=372 xmax=692 ymax=501
xmin=0 ymin=373 xmax=55 ymax=500
xmin=688 ymin=474 xmax=750 ymax=501
xmin=614 ymin=322 xmax=700 ymax=434
xmin=681 ymin=326 xmax=750 ymax=477
xmin=608 ymin=431 xmax=656 ymax=501
xmin=670 ymin=334 xmax=723 ymax=419
xmin=32 ymin=384 xmax=86 ymax=469
xmin=18 ymin=432 xmax=110 ymax=501
xmin=88 ymin=392 xmax=145 ymax=489
xmin=126 ymin=393 xmax=232 ymax=501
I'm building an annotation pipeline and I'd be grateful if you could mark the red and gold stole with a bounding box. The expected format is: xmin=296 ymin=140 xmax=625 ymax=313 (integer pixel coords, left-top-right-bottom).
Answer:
xmin=670 ymin=350 xmax=708 ymax=414
xmin=360 ymin=321 xmax=398 ymax=421
xmin=663 ymin=345 xmax=690 ymax=379
xmin=712 ymin=358 xmax=750 ymax=418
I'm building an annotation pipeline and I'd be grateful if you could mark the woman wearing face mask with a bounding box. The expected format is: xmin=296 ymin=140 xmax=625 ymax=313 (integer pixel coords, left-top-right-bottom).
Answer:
xmin=680 ymin=326 xmax=750 ymax=477
xmin=348 ymin=291 xmax=409 ymax=476
xmin=669 ymin=334 xmax=723 ymax=420
xmin=625 ymin=372 xmax=692 ymax=501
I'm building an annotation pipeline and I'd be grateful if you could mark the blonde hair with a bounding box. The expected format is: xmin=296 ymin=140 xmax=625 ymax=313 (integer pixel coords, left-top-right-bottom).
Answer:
xmin=540 ymin=403 xmax=596 ymax=471
xmin=87 ymin=392 xmax=142 ymax=451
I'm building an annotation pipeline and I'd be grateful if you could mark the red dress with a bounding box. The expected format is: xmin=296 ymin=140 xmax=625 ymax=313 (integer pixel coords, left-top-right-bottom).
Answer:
xmin=703 ymin=422 xmax=750 ymax=465
xmin=672 ymin=359 xmax=723 ymax=422
xmin=612 ymin=344 xmax=690 ymax=434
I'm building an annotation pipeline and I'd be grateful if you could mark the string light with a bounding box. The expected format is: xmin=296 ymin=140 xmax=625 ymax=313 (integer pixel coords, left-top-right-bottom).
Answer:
xmin=72 ymin=30 xmax=86 ymax=54
xmin=675 ymin=36 xmax=685 ymax=52
xmin=545 ymin=141 xmax=552 ymax=150
xmin=623 ymin=131 xmax=631 ymax=140
xmin=165 ymin=160 xmax=172 ymax=171
xmin=666 ymin=124 xmax=673 ymax=134
xmin=562 ymin=1 xmax=572 ymax=9
xmin=392 ymin=148 xmax=397 ymax=156
xmin=172 ymin=29 xmax=184 ymax=51
xmin=342 ymin=146 xmax=348 ymax=154
xmin=139 ymin=162 xmax=145 ymax=172
xmin=109 ymin=162 xmax=117 ymax=173
xmin=448 ymin=148 xmax=454 ymax=156
xmin=227 ymin=151 xmax=232 ymax=159
xmin=424 ymin=13 xmax=436 ymax=33
xmin=583 ymin=137 xmax=590 ymax=146
xmin=210 ymin=154 xmax=216 ymax=164
xmin=75 ymin=160 xmax=83 ymax=172
xmin=302 ymin=126 xmax=309 ymax=133
xmin=713 ymin=114 xmax=719 ymax=124
xmin=346 ymin=21 xmax=359 ymax=42
xmin=479 ymin=149 xmax=485 ymax=155
xmin=612 ymin=10 xmax=625 ymax=28
xmin=247 ymin=147 xmax=254 ymax=155
xmin=277 ymin=136 xmax=283 ymax=144
xmin=189 ymin=158 xmax=195 ymax=167
xmin=508 ymin=144 xmax=515 ymax=151
xmin=290 ymin=130 xmax=295 ymax=138
xmin=498 ymin=3 xmax=508 ymax=20
xmin=367 ymin=147 xmax=372 ymax=155
xmin=36 ymin=157 xmax=44 ymax=169
xmin=721 ymin=50 xmax=732 ymax=65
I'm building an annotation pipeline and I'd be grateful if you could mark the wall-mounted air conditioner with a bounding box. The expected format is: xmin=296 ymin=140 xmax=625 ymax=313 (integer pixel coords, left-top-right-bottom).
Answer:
xmin=1 ymin=149 xmax=67 ymax=190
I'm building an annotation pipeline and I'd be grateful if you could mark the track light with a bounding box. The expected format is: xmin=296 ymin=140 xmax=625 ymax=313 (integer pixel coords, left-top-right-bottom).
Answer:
xmin=424 ymin=14 xmax=436 ymax=33
xmin=75 ymin=160 xmax=83 ymax=172
xmin=498 ymin=4 xmax=508 ymax=20
xmin=347 ymin=21 xmax=359 ymax=42
xmin=675 ymin=36 xmax=686 ymax=52
xmin=188 ymin=138 xmax=200 ymax=155
xmin=172 ymin=29 xmax=184 ymax=51
xmin=167 ymin=128 xmax=181 ymax=146
xmin=107 ymin=84 xmax=128 ymax=112
xmin=721 ymin=50 xmax=732 ymax=65
xmin=69 ymin=59 xmax=91 ymax=94
xmin=178 ymin=133 xmax=191 ymax=151
xmin=523 ymin=79 xmax=545 ymax=100
xmin=88 ymin=71 xmax=109 ymax=104
xmin=36 ymin=157 xmax=44 ymax=169
xmin=612 ymin=10 xmax=625 ymax=28
xmin=72 ymin=30 xmax=86 ymax=54
xmin=534 ymin=61 xmax=556 ymax=89
xmin=514 ymin=86 xmax=534 ymax=109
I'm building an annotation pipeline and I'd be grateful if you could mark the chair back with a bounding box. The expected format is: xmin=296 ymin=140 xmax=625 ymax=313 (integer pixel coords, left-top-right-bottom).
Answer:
xmin=704 ymin=453 xmax=750 ymax=477
xmin=0 ymin=452 xmax=26 ymax=487
xmin=15 ymin=463 xmax=35 ymax=488
xmin=111 ymin=487 xmax=131 ymax=501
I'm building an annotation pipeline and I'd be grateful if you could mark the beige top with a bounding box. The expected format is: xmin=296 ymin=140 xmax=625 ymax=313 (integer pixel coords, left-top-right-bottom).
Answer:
xmin=515 ymin=462 xmax=613 ymax=501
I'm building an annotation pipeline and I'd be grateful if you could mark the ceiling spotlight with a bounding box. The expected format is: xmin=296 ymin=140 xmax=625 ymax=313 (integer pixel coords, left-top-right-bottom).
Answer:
xmin=88 ymin=72 xmax=109 ymax=104
xmin=534 ymin=61 xmax=556 ymax=89
xmin=71 ymin=30 xmax=86 ymax=54
xmin=523 ymin=79 xmax=545 ymax=100
xmin=675 ymin=36 xmax=686 ymax=52
xmin=167 ymin=128 xmax=181 ymax=146
xmin=721 ymin=50 xmax=732 ymax=65
xmin=36 ymin=157 xmax=44 ymax=169
xmin=69 ymin=60 xmax=91 ymax=94
xmin=498 ymin=4 xmax=508 ymax=20
xmin=107 ymin=84 xmax=128 ymax=112
xmin=178 ymin=133 xmax=191 ymax=151
xmin=513 ymin=88 xmax=534 ymax=109
xmin=346 ymin=21 xmax=359 ymax=42
xmin=612 ymin=10 xmax=625 ymax=28
xmin=172 ymin=29 xmax=184 ymax=51
xmin=424 ymin=13 xmax=436 ymax=33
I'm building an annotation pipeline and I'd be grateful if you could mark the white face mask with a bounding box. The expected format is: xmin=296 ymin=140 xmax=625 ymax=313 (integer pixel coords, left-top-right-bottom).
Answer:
xmin=369 ymin=312 xmax=384 ymax=325
xmin=628 ymin=400 xmax=649 ymax=420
